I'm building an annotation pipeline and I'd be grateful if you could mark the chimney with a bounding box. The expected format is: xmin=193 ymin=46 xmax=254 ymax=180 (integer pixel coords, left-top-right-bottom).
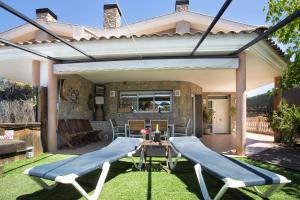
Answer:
xmin=36 ymin=8 xmax=57 ymax=22
xmin=103 ymin=4 xmax=122 ymax=29
xmin=175 ymin=0 xmax=189 ymax=12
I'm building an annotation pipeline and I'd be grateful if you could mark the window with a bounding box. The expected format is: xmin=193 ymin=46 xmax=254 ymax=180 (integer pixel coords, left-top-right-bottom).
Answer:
xmin=119 ymin=91 xmax=172 ymax=112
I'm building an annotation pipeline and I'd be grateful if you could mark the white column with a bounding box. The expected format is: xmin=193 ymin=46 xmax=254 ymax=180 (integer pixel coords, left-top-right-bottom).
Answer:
xmin=31 ymin=60 xmax=40 ymax=87
xmin=236 ymin=53 xmax=246 ymax=155
xmin=47 ymin=60 xmax=58 ymax=152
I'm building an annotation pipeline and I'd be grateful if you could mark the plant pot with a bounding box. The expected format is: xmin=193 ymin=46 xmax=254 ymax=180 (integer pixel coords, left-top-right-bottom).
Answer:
xmin=274 ymin=131 xmax=282 ymax=143
xmin=204 ymin=128 xmax=212 ymax=135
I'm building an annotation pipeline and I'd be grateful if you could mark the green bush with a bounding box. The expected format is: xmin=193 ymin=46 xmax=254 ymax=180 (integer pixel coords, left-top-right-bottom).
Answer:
xmin=270 ymin=101 xmax=300 ymax=145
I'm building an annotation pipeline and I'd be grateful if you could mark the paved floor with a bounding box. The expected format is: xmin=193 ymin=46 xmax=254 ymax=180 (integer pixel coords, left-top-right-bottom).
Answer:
xmin=249 ymin=146 xmax=300 ymax=171
xmin=55 ymin=132 xmax=276 ymax=156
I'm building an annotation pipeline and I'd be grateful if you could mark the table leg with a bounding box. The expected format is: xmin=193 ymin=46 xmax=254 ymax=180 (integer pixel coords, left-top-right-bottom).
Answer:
xmin=137 ymin=146 xmax=145 ymax=170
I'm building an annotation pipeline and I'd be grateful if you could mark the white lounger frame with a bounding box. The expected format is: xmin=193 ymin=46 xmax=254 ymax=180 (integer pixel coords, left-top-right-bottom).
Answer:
xmin=23 ymin=143 xmax=142 ymax=200
xmin=168 ymin=143 xmax=291 ymax=200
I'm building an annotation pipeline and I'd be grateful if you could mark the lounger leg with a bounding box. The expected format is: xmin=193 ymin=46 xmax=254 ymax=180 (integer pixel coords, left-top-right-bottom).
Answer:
xmin=194 ymin=164 xmax=212 ymax=200
xmin=128 ymin=152 xmax=143 ymax=170
xmin=55 ymin=162 xmax=110 ymax=200
xmin=213 ymin=186 xmax=228 ymax=200
xmin=127 ymin=144 xmax=143 ymax=170
xmin=167 ymin=151 xmax=181 ymax=170
xmin=254 ymin=184 xmax=286 ymax=198
xmin=194 ymin=164 xmax=231 ymax=200
xmin=30 ymin=176 xmax=58 ymax=190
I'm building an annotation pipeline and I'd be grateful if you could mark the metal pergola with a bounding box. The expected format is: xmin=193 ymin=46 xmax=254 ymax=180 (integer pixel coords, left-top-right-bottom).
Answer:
xmin=0 ymin=0 xmax=299 ymax=64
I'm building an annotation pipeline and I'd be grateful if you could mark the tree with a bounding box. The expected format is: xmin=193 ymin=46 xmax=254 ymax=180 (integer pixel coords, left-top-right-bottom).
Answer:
xmin=264 ymin=0 xmax=300 ymax=90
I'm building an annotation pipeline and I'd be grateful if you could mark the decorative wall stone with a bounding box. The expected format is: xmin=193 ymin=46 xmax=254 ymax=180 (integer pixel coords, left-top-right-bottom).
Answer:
xmin=58 ymin=75 xmax=94 ymax=120
xmin=104 ymin=81 xmax=202 ymax=134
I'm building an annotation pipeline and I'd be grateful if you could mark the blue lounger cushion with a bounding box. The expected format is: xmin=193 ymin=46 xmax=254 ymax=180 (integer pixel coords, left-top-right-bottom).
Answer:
xmin=28 ymin=137 xmax=142 ymax=180
xmin=170 ymin=136 xmax=282 ymax=187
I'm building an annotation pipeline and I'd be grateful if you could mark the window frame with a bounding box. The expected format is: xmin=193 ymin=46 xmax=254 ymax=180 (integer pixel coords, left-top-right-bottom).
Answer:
xmin=119 ymin=90 xmax=173 ymax=113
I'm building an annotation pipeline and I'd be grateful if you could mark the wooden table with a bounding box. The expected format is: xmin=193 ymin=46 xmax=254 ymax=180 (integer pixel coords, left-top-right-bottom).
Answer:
xmin=125 ymin=123 xmax=174 ymax=137
xmin=138 ymin=140 xmax=171 ymax=171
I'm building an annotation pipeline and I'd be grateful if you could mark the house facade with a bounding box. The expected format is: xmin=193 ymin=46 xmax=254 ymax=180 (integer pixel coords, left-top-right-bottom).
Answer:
xmin=0 ymin=1 xmax=286 ymax=155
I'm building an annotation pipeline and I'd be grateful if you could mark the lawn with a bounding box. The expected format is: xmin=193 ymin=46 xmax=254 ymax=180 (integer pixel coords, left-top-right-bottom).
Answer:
xmin=0 ymin=154 xmax=299 ymax=200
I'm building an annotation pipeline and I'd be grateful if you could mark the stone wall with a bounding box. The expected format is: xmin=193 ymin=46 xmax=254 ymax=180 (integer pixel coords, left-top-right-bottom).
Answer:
xmin=90 ymin=121 xmax=112 ymax=141
xmin=104 ymin=81 xmax=202 ymax=134
xmin=58 ymin=75 xmax=94 ymax=120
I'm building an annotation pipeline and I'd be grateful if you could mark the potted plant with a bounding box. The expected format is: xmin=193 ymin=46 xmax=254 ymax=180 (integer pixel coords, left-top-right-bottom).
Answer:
xmin=229 ymin=106 xmax=236 ymax=117
xmin=203 ymin=108 xmax=214 ymax=134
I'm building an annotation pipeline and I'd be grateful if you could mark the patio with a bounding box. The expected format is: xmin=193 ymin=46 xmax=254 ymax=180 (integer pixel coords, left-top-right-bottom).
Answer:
xmin=54 ymin=132 xmax=276 ymax=156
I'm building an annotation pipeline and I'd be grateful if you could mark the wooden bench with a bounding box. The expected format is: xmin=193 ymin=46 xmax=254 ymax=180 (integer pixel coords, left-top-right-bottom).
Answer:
xmin=58 ymin=119 xmax=101 ymax=148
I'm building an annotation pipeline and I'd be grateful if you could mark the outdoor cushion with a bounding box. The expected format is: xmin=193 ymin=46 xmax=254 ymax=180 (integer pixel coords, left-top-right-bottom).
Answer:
xmin=170 ymin=136 xmax=282 ymax=187
xmin=28 ymin=137 xmax=141 ymax=180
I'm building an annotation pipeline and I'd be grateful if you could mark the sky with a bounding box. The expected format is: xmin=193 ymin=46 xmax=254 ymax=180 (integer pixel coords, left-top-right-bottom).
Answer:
xmin=0 ymin=0 xmax=274 ymax=96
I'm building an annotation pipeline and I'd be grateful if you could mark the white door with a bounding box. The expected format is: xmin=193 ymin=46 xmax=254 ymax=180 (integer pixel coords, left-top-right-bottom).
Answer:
xmin=212 ymin=99 xmax=229 ymax=133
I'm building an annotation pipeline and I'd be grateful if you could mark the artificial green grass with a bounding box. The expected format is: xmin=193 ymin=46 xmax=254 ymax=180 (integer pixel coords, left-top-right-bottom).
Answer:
xmin=0 ymin=154 xmax=299 ymax=200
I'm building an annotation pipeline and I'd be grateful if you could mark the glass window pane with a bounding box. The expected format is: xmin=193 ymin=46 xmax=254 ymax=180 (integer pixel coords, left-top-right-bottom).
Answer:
xmin=119 ymin=91 xmax=172 ymax=113
xmin=138 ymin=96 xmax=155 ymax=111
xmin=120 ymin=93 xmax=138 ymax=111
xmin=155 ymin=93 xmax=171 ymax=112
xmin=208 ymin=100 xmax=213 ymax=109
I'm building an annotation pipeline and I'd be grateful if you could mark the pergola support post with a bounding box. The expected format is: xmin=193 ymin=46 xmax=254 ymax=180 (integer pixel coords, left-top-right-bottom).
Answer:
xmin=273 ymin=76 xmax=282 ymax=142
xmin=236 ymin=53 xmax=246 ymax=155
xmin=47 ymin=60 xmax=58 ymax=152
xmin=32 ymin=60 xmax=40 ymax=87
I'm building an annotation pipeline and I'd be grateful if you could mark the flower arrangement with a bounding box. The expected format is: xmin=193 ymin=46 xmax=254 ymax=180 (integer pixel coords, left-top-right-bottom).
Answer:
xmin=141 ymin=128 xmax=150 ymax=140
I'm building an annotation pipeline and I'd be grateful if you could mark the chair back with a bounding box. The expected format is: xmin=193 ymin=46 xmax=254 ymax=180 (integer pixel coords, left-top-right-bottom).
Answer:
xmin=185 ymin=119 xmax=191 ymax=134
xmin=82 ymin=119 xmax=93 ymax=131
xmin=150 ymin=120 xmax=168 ymax=132
xmin=128 ymin=120 xmax=145 ymax=135
xmin=110 ymin=119 xmax=118 ymax=128
xmin=58 ymin=119 xmax=70 ymax=134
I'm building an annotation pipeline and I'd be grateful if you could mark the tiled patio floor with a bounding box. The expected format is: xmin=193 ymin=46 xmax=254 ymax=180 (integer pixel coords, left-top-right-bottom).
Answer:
xmin=55 ymin=132 xmax=276 ymax=156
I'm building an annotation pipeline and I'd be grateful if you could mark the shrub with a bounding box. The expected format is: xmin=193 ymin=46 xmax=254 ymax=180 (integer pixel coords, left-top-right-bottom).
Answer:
xmin=270 ymin=101 xmax=300 ymax=145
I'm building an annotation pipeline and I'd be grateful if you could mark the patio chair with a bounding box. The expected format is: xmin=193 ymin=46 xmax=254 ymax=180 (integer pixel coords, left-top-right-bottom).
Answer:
xmin=128 ymin=120 xmax=145 ymax=138
xmin=109 ymin=119 xmax=126 ymax=140
xmin=23 ymin=137 xmax=143 ymax=200
xmin=150 ymin=120 xmax=169 ymax=140
xmin=173 ymin=119 xmax=190 ymax=137
xmin=168 ymin=136 xmax=291 ymax=200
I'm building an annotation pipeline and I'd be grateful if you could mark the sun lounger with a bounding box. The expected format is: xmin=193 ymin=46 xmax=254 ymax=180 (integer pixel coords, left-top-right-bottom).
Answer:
xmin=24 ymin=137 xmax=142 ymax=200
xmin=168 ymin=136 xmax=291 ymax=200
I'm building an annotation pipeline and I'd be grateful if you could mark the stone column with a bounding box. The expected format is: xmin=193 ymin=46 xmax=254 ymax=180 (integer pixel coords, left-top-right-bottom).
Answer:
xmin=236 ymin=53 xmax=247 ymax=155
xmin=47 ymin=60 xmax=57 ymax=152
xmin=32 ymin=60 xmax=40 ymax=87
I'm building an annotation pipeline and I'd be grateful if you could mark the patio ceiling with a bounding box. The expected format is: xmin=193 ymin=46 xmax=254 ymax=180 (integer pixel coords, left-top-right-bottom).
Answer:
xmin=54 ymin=51 xmax=280 ymax=92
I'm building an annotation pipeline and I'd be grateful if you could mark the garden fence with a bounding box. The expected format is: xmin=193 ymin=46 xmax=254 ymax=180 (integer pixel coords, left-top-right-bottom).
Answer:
xmin=246 ymin=116 xmax=274 ymax=135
